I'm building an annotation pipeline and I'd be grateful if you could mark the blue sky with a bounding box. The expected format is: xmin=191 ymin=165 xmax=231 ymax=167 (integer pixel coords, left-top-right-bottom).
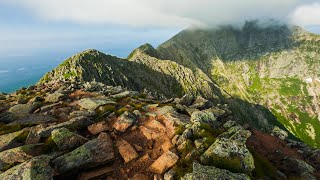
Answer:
xmin=0 ymin=0 xmax=320 ymax=59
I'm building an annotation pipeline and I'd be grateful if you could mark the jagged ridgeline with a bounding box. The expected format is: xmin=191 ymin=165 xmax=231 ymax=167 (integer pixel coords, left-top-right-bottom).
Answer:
xmin=39 ymin=48 xmax=221 ymax=101
xmin=39 ymin=21 xmax=320 ymax=148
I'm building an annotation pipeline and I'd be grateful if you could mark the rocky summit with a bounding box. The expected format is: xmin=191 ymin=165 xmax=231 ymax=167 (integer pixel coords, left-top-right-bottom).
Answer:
xmin=1 ymin=21 xmax=320 ymax=179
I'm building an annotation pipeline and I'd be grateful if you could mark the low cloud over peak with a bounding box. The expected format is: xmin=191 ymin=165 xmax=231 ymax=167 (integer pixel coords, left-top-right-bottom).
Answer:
xmin=2 ymin=0 xmax=320 ymax=28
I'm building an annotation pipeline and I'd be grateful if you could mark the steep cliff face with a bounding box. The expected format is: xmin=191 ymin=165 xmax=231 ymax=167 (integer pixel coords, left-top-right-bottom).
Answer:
xmin=155 ymin=22 xmax=320 ymax=148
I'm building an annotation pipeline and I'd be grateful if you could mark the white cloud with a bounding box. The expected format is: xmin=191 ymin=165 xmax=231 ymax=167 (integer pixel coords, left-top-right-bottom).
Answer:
xmin=2 ymin=0 xmax=320 ymax=27
xmin=290 ymin=3 xmax=320 ymax=26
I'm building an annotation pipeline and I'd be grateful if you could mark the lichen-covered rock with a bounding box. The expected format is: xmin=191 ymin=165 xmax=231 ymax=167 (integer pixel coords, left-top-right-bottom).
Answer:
xmin=53 ymin=133 xmax=114 ymax=173
xmin=0 ymin=155 xmax=54 ymax=180
xmin=190 ymin=110 xmax=219 ymax=137
xmin=182 ymin=162 xmax=250 ymax=180
xmin=190 ymin=110 xmax=218 ymax=127
xmin=0 ymin=144 xmax=44 ymax=171
xmin=201 ymin=125 xmax=255 ymax=172
xmin=37 ymin=116 xmax=94 ymax=137
xmin=149 ymin=151 xmax=179 ymax=174
xmin=78 ymin=97 xmax=116 ymax=110
xmin=113 ymin=111 xmax=136 ymax=132
xmin=0 ymin=129 xmax=29 ymax=152
xmin=69 ymin=110 xmax=96 ymax=119
xmin=9 ymin=114 xmax=56 ymax=125
xmin=8 ymin=104 xmax=36 ymax=119
xmin=51 ymin=128 xmax=88 ymax=150
xmin=45 ymin=91 xmax=66 ymax=103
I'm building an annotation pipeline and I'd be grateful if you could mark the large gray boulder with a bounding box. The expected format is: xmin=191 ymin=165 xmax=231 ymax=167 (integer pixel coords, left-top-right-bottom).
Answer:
xmin=45 ymin=91 xmax=66 ymax=103
xmin=53 ymin=133 xmax=114 ymax=173
xmin=0 ymin=155 xmax=54 ymax=180
xmin=8 ymin=104 xmax=36 ymax=119
xmin=78 ymin=97 xmax=116 ymax=110
xmin=0 ymin=129 xmax=29 ymax=152
xmin=51 ymin=128 xmax=88 ymax=150
xmin=182 ymin=162 xmax=250 ymax=180
xmin=0 ymin=144 xmax=44 ymax=171
xmin=200 ymin=125 xmax=255 ymax=172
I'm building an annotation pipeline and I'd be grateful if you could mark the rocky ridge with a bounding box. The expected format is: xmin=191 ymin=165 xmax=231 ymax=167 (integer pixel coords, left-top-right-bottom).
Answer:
xmin=0 ymin=81 xmax=319 ymax=179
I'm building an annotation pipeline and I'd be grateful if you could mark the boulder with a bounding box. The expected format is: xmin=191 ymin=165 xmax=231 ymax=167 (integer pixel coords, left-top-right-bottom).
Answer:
xmin=182 ymin=162 xmax=250 ymax=180
xmin=0 ymin=155 xmax=54 ymax=180
xmin=116 ymin=139 xmax=139 ymax=163
xmin=200 ymin=125 xmax=255 ymax=172
xmin=190 ymin=110 xmax=218 ymax=127
xmin=0 ymin=144 xmax=44 ymax=171
xmin=0 ymin=129 xmax=29 ymax=152
xmin=78 ymin=97 xmax=116 ymax=110
xmin=69 ymin=110 xmax=96 ymax=119
xmin=40 ymin=102 xmax=62 ymax=112
xmin=88 ymin=121 xmax=110 ymax=135
xmin=9 ymin=114 xmax=56 ymax=125
xmin=45 ymin=92 xmax=66 ymax=103
xmin=149 ymin=151 xmax=179 ymax=174
xmin=51 ymin=128 xmax=88 ymax=150
xmin=190 ymin=110 xmax=219 ymax=137
xmin=37 ymin=116 xmax=94 ymax=138
xmin=113 ymin=111 xmax=136 ymax=132
xmin=8 ymin=104 xmax=35 ymax=119
xmin=154 ymin=106 xmax=175 ymax=116
xmin=53 ymin=133 xmax=114 ymax=173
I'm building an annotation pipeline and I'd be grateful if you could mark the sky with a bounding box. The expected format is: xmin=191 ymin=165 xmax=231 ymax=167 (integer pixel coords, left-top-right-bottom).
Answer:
xmin=0 ymin=0 xmax=320 ymax=59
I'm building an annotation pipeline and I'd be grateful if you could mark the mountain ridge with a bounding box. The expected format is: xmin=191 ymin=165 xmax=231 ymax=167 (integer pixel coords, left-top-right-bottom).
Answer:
xmin=38 ymin=22 xmax=320 ymax=148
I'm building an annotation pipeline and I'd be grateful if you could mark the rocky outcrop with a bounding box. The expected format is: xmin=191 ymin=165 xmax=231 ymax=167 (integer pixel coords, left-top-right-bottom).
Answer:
xmin=183 ymin=162 xmax=250 ymax=180
xmin=51 ymin=128 xmax=88 ymax=150
xmin=201 ymin=124 xmax=254 ymax=172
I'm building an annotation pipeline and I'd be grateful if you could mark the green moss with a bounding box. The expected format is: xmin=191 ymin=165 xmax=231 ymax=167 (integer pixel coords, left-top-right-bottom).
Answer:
xmin=204 ymin=154 xmax=246 ymax=174
xmin=115 ymin=107 xmax=129 ymax=116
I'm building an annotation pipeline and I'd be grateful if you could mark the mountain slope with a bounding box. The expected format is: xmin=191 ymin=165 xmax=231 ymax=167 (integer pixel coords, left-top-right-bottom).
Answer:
xmin=39 ymin=49 xmax=221 ymax=100
xmin=155 ymin=21 xmax=320 ymax=148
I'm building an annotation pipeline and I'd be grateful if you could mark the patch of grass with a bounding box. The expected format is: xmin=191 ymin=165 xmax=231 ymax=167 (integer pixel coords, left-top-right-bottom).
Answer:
xmin=204 ymin=154 xmax=246 ymax=174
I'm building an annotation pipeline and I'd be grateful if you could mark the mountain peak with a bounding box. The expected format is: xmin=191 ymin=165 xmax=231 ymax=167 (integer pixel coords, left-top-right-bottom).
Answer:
xmin=128 ymin=43 xmax=160 ymax=59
